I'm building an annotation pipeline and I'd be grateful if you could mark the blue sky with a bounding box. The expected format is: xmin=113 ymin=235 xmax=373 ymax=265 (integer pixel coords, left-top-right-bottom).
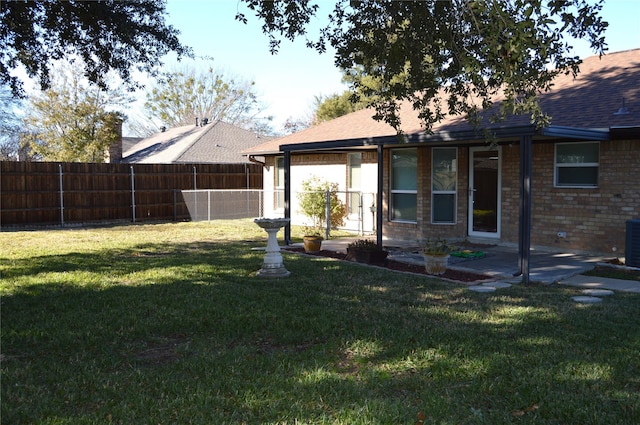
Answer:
xmin=161 ymin=0 xmax=639 ymax=132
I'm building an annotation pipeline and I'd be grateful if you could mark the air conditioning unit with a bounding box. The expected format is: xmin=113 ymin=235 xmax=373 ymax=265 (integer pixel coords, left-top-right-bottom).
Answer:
xmin=626 ymin=219 xmax=640 ymax=268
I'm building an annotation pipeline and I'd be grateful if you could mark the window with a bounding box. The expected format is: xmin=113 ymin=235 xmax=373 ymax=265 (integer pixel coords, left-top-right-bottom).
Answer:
xmin=432 ymin=147 xmax=457 ymax=224
xmin=275 ymin=156 xmax=284 ymax=209
xmin=347 ymin=153 xmax=361 ymax=215
xmin=555 ymin=142 xmax=599 ymax=187
xmin=390 ymin=148 xmax=417 ymax=222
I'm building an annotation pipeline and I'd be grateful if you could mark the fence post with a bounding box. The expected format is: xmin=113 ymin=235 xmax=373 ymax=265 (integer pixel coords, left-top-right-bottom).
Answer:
xmin=193 ymin=166 xmax=197 ymax=221
xmin=130 ymin=166 xmax=135 ymax=223
xmin=59 ymin=164 xmax=64 ymax=226
xmin=173 ymin=190 xmax=177 ymax=222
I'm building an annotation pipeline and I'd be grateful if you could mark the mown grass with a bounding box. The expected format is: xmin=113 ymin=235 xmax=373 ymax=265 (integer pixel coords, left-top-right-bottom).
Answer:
xmin=2 ymin=220 xmax=639 ymax=424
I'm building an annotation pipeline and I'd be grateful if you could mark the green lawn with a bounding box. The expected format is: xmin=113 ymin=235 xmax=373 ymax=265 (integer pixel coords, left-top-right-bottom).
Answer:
xmin=2 ymin=220 xmax=639 ymax=424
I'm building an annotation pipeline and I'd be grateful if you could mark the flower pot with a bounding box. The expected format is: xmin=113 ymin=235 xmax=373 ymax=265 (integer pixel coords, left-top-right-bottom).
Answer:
xmin=348 ymin=248 xmax=388 ymax=265
xmin=303 ymin=235 xmax=323 ymax=253
xmin=423 ymin=254 xmax=449 ymax=275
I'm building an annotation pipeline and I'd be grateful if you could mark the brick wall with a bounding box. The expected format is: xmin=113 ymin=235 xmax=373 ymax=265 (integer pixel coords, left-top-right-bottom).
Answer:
xmin=272 ymin=138 xmax=638 ymax=255
xmin=383 ymin=146 xmax=471 ymax=243
xmin=528 ymin=139 xmax=639 ymax=255
xmin=382 ymin=139 xmax=639 ymax=255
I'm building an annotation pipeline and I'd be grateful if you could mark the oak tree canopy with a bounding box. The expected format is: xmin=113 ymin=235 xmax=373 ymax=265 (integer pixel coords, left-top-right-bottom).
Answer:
xmin=1 ymin=0 xmax=190 ymax=97
xmin=237 ymin=0 xmax=608 ymax=132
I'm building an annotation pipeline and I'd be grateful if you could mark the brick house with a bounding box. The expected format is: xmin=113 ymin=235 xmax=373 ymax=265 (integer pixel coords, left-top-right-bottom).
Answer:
xmin=244 ymin=49 xmax=639 ymax=258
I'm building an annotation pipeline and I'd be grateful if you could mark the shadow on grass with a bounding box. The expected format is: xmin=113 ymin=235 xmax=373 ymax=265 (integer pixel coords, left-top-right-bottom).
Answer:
xmin=2 ymin=241 xmax=640 ymax=423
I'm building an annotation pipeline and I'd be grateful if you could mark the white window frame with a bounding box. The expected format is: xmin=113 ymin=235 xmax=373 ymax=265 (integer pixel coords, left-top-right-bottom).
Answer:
xmin=554 ymin=142 xmax=599 ymax=188
xmin=275 ymin=156 xmax=284 ymax=210
xmin=431 ymin=147 xmax=457 ymax=224
xmin=347 ymin=152 xmax=362 ymax=217
xmin=390 ymin=148 xmax=417 ymax=223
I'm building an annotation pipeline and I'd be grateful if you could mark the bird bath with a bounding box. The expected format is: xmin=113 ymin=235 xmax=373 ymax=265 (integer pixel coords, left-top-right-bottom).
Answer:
xmin=254 ymin=218 xmax=291 ymax=278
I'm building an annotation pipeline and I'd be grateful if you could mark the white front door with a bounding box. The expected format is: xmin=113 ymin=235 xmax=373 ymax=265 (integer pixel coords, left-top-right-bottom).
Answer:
xmin=468 ymin=147 xmax=501 ymax=238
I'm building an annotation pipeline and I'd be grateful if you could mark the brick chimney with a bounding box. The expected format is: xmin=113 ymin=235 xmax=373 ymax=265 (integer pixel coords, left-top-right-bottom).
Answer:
xmin=107 ymin=116 xmax=123 ymax=163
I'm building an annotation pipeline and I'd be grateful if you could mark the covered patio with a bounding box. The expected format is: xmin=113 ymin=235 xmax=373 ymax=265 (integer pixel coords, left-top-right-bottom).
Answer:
xmin=303 ymin=236 xmax=610 ymax=285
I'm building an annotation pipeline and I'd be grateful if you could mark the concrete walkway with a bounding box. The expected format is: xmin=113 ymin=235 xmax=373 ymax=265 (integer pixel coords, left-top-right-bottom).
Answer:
xmin=557 ymin=274 xmax=640 ymax=293
xmin=309 ymin=236 xmax=640 ymax=293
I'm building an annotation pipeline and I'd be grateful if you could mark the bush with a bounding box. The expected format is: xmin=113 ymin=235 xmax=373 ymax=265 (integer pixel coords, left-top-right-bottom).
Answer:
xmin=297 ymin=176 xmax=347 ymax=234
xmin=347 ymin=239 xmax=383 ymax=252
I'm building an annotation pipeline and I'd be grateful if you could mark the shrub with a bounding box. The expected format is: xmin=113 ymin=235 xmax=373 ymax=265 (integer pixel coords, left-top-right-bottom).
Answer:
xmin=297 ymin=176 xmax=347 ymax=234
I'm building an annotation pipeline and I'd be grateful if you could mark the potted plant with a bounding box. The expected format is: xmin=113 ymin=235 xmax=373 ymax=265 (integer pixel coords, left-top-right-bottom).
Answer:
xmin=347 ymin=238 xmax=388 ymax=265
xmin=297 ymin=176 xmax=347 ymax=253
xmin=302 ymin=227 xmax=324 ymax=253
xmin=422 ymin=238 xmax=451 ymax=275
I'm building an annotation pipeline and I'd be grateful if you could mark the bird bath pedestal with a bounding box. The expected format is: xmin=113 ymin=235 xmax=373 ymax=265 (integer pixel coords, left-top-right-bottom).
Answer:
xmin=254 ymin=218 xmax=291 ymax=278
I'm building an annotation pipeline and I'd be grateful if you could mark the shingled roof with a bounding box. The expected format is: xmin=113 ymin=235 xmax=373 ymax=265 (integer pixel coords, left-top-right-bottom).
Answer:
xmin=244 ymin=49 xmax=639 ymax=155
xmin=124 ymin=121 xmax=272 ymax=164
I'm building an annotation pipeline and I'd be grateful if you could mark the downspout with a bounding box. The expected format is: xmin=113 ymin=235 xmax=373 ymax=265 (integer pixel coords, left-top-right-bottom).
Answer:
xmin=376 ymin=144 xmax=384 ymax=248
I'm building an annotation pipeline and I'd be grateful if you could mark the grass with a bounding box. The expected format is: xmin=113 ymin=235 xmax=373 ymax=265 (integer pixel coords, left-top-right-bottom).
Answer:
xmin=2 ymin=220 xmax=639 ymax=424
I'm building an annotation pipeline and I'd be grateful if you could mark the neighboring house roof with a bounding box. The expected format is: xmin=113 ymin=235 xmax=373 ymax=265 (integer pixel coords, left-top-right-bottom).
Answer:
xmin=124 ymin=121 xmax=272 ymax=164
xmin=122 ymin=137 xmax=143 ymax=153
xmin=244 ymin=49 xmax=639 ymax=155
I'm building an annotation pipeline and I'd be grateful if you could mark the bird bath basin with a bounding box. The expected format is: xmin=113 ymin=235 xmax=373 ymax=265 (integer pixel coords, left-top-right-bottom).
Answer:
xmin=254 ymin=218 xmax=291 ymax=278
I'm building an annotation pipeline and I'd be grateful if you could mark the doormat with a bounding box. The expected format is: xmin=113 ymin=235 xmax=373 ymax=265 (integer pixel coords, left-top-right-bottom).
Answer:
xmin=451 ymin=250 xmax=486 ymax=259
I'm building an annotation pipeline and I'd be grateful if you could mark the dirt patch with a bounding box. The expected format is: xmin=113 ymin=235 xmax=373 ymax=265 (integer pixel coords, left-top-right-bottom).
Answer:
xmin=585 ymin=264 xmax=640 ymax=281
xmin=283 ymin=247 xmax=491 ymax=283
xmin=132 ymin=335 xmax=189 ymax=366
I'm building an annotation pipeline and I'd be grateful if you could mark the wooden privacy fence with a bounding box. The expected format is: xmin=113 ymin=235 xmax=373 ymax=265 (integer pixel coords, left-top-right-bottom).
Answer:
xmin=0 ymin=161 xmax=263 ymax=227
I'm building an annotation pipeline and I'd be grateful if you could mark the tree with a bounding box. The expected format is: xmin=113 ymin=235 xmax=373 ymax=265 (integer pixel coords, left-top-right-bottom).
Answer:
xmin=1 ymin=0 xmax=190 ymax=97
xmin=22 ymin=61 xmax=129 ymax=162
xmin=144 ymin=63 xmax=272 ymax=133
xmin=237 ymin=0 xmax=608 ymax=132
xmin=313 ymin=92 xmax=362 ymax=123
xmin=0 ymin=86 xmax=24 ymax=160
xmin=282 ymin=115 xmax=313 ymax=134
xmin=297 ymin=176 xmax=347 ymax=234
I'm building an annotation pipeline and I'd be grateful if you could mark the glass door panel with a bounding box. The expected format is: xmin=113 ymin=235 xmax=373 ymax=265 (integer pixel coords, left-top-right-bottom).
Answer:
xmin=469 ymin=148 xmax=501 ymax=237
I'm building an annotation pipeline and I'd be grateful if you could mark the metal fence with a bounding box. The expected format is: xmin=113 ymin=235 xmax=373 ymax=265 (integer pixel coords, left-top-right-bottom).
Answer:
xmin=181 ymin=189 xmax=265 ymax=221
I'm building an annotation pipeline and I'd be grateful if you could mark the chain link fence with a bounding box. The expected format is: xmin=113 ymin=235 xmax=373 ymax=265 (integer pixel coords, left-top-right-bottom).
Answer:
xmin=179 ymin=189 xmax=377 ymax=236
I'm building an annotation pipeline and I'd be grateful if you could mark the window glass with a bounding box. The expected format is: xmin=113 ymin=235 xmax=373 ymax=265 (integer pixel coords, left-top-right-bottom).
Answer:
xmin=348 ymin=153 xmax=362 ymax=215
xmin=433 ymin=194 xmax=456 ymax=223
xmin=391 ymin=193 xmax=417 ymax=222
xmin=391 ymin=149 xmax=417 ymax=191
xmin=276 ymin=157 xmax=284 ymax=187
xmin=432 ymin=148 xmax=457 ymax=224
xmin=556 ymin=143 xmax=599 ymax=163
xmin=391 ymin=149 xmax=417 ymax=222
xmin=555 ymin=142 xmax=599 ymax=187
xmin=275 ymin=157 xmax=284 ymax=209
xmin=557 ymin=167 xmax=598 ymax=186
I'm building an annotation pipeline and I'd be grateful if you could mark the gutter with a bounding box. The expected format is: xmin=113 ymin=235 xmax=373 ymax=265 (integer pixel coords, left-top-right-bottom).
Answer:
xmin=247 ymin=155 xmax=266 ymax=167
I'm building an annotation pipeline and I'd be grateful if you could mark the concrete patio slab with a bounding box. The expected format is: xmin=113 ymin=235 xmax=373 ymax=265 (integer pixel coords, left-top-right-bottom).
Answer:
xmin=298 ymin=237 xmax=640 ymax=289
